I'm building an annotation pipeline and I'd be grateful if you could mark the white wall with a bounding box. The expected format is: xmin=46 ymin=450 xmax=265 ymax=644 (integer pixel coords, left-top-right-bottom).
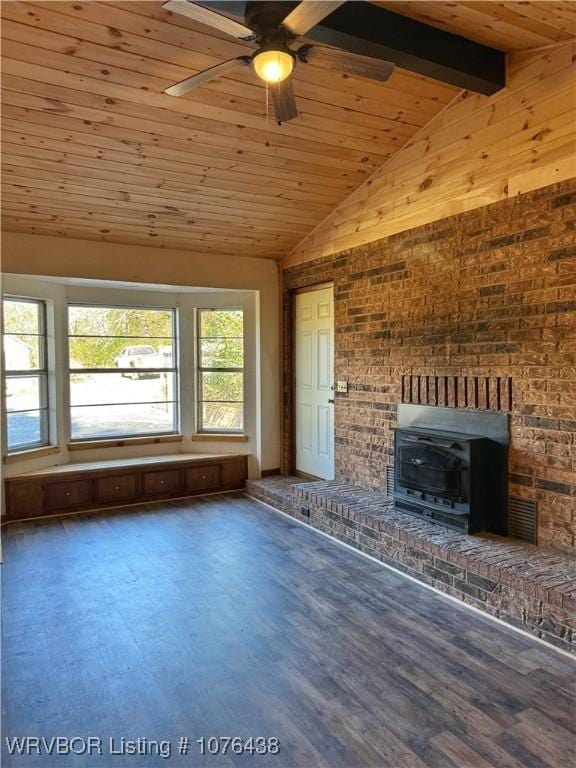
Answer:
xmin=1 ymin=232 xmax=281 ymax=478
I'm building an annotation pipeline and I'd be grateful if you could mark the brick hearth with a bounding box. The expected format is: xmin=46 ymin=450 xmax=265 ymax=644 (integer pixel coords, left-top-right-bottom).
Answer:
xmin=246 ymin=477 xmax=576 ymax=654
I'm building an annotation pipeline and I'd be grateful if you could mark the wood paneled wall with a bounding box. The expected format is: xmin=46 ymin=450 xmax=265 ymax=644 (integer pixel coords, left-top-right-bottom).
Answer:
xmin=284 ymin=43 xmax=576 ymax=267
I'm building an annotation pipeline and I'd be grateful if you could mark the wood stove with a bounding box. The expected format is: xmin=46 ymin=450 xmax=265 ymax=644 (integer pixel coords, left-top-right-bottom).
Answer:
xmin=393 ymin=405 xmax=508 ymax=535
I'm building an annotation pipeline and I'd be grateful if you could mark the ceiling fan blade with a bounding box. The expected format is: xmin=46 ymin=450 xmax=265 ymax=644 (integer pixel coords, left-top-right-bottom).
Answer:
xmin=162 ymin=0 xmax=255 ymax=41
xmin=299 ymin=45 xmax=395 ymax=82
xmin=270 ymin=79 xmax=298 ymax=125
xmin=281 ymin=1 xmax=345 ymax=37
xmin=164 ymin=57 xmax=250 ymax=96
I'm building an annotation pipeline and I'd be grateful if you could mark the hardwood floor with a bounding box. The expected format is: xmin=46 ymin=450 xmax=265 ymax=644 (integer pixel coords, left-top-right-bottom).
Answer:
xmin=2 ymin=493 xmax=575 ymax=768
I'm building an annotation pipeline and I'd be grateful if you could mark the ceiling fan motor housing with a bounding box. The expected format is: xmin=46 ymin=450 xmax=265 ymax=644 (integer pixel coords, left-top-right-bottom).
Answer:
xmin=244 ymin=1 xmax=300 ymax=43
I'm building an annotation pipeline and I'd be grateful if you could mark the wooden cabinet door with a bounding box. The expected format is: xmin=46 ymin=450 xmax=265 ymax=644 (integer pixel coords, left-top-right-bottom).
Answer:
xmin=142 ymin=469 xmax=181 ymax=496
xmin=184 ymin=465 xmax=221 ymax=492
xmin=6 ymin=481 xmax=44 ymax=520
xmin=221 ymin=456 xmax=248 ymax=490
xmin=46 ymin=479 xmax=93 ymax=510
xmin=95 ymin=474 xmax=139 ymax=504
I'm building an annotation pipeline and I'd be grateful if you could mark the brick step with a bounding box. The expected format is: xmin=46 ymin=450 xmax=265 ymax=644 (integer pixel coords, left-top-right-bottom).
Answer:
xmin=246 ymin=476 xmax=575 ymax=653
xmin=245 ymin=476 xmax=301 ymax=514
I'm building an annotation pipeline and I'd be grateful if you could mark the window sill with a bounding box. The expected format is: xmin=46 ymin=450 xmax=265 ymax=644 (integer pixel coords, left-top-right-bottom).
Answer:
xmin=191 ymin=433 xmax=249 ymax=442
xmin=4 ymin=445 xmax=60 ymax=464
xmin=68 ymin=435 xmax=183 ymax=451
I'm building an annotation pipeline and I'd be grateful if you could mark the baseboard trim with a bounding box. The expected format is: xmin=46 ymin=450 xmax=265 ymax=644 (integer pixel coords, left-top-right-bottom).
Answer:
xmin=245 ymin=493 xmax=575 ymax=660
xmin=261 ymin=468 xmax=282 ymax=477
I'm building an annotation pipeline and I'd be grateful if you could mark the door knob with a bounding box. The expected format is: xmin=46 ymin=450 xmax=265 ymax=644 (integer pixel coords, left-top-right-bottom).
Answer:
xmin=328 ymin=398 xmax=335 ymax=404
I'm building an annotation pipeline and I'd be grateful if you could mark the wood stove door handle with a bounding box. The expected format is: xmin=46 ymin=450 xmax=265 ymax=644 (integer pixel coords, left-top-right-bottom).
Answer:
xmin=404 ymin=436 xmax=458 ymax=448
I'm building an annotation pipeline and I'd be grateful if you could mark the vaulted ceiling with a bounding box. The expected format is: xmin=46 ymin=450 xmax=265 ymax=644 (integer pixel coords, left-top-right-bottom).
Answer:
xmin=2 ymin=1 xmax=575 ymax=259
xmin=373 ymin=1 xmax=576 ymax=50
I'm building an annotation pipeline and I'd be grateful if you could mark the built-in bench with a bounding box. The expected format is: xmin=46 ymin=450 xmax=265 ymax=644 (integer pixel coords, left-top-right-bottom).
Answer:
xmin=4 ymin=453 xmax=248 ymax=522
xmin=246 ymin=476 xmax=576 ymax=654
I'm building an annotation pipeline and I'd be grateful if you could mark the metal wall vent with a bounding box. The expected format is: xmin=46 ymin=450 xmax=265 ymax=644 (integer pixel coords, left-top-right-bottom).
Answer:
xmin=508 ymin=496 xmax=538 ymax=544
xmin=385 ymin=464 xmax=395 ymax=497
xmin=401 ymin=373 xmax=512 ymax=412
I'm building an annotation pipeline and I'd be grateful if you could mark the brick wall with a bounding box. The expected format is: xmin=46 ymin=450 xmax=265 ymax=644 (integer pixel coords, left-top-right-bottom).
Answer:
xmin=282 ymin=179 xmax=576 ymax=552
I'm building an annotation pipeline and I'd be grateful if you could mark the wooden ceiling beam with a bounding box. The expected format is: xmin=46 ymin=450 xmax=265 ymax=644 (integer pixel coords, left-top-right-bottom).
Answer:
xmin=373 ymin=2 xmax=575 ymax=49
xmin=200 ymin=0 xmax=506 ymax=94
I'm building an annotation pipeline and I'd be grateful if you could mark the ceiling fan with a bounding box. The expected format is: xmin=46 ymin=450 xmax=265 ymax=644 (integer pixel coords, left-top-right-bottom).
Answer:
xmin=162 ymin=0 xmax=395 ymax=124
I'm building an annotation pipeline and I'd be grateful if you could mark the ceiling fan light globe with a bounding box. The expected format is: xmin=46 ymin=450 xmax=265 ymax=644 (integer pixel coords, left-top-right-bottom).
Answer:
xmin=253 ymin=50 xmax=294 ymax=83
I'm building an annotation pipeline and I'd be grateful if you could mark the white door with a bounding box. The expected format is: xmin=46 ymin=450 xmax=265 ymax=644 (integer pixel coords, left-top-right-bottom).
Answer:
xmin=295 ymin=286 xmax=334 ymax=479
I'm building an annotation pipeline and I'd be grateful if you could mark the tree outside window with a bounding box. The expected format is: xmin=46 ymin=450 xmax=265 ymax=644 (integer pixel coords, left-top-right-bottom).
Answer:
xmin=197 ymin=309 xmax=244 ymax=432
xmin=68 ymin=305 xmax=178 ymax=440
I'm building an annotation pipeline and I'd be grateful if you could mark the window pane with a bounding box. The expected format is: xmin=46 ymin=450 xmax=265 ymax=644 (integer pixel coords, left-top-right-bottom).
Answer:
xmin=67 ymin=305 xmax=178 ymax=441
xmin=3 ymin=297 xmax=50 ymax=453
xmin=70 ymin=372 xmax=176 ymax=406
xmin=199 ymin=309 xmax=243 ymax=338
xmin=71 ymin=403 xmax=177 ymax=440
xmin=7 ymin=410 xmax=46 ymax=450
xmin=3 ymin=335 xmax=42 ymax=370
xmin=3 ymin=299 xmax=40 ymax=334
xmin=69 ymin=306 xmax=173 ymax=338
xmin=69 ymin=337 xmax=174 ymax=370
xmin=201 ymin=371 xmax=243 ymax=402
xmin=200 ymin=338 xmax=243 ymax=368
xmin=5 ymin=376 xmax=44 ymax=412
xmin=201 ymin=403 xmax=243 ymax=432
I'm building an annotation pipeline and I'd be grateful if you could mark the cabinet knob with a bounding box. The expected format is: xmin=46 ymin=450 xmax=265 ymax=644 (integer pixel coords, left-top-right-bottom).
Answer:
xmin=160 ymin=480 xmax=165 ymax=485
xmin=202 ymin=475 xmax=206 ymax=480
xmin=114 ymin=486 xmax=120 ymax=491
xmin=65 ymin=492 xmax=71 ymax=497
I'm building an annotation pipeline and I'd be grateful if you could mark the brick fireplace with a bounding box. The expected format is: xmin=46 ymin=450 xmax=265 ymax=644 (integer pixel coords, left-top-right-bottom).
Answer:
xmin=282 ymin=179 xmax=576 ymax=553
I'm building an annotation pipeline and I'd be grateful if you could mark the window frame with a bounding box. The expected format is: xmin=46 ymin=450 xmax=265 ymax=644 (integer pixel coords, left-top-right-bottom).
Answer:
xmin=3 ymin=296 xmax=50 ymax=454
xmin=67 ymin=302 xmax=180 ymax=442
xmin=196 ymin=307 xmax=245 ymax=434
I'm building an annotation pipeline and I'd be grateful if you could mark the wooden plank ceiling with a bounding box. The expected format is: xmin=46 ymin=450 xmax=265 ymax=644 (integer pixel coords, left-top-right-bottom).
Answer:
xmin=373 ymin=1 xmax=576 ymax=51
xmin=2 ymin=2 xmax=575 ymax=260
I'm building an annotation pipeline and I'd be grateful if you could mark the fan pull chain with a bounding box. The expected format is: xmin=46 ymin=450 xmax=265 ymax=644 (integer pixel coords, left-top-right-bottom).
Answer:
xmin=265 ymin=82 xmax=270 ymax=148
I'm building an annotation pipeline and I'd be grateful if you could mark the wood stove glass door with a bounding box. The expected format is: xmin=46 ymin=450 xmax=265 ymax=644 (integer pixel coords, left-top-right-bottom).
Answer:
xmin=295 ymin=286 xmax=334 ymax=480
